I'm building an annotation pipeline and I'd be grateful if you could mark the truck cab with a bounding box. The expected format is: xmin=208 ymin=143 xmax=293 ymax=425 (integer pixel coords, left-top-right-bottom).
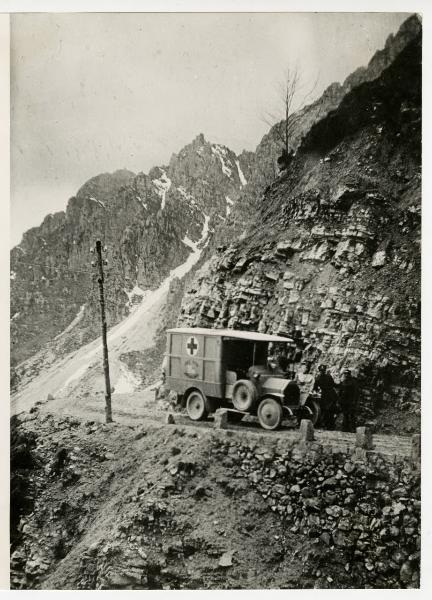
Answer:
xmin=164 ymin=327 xmax=320 ymax=430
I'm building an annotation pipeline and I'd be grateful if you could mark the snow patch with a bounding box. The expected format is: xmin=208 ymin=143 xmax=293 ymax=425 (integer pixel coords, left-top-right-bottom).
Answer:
xmin=225 ymin=195 xmax=234 ymax=217
xmin=60 ymin=364 xmax=89 ymax=391
xmin=10 ymin=271 xmax=16 ymax=280
xmin=11 ymin=312 xmax=20 ymax=321
xmin=211 ymin=144 xmax=233 ymax=177
xmin=114 ymin=363 xmax=141 ymax=394
xmin=182 ymin=215 xmax=210 ymax=252
xmin=152 ymin=170 xmax=172 ymax=210
xmin=136 ymin=195 xmax=147 ymax=210
xmin=89 ymin=196 xmax=106 ymax=209
xmin=177 ymin=186 xmax=197 ymax=206
xmin=235 ymin=160 xmax=248 ymax=186
xmin=182 ymin=235 xmax=196 ymax=250
xmin=58 ymin=214 xmax=211 ymax=387
xmin=124 ymin=285 xmax=151 ymax=311
xmin=54 ymin=304 xmax=86 ymax=340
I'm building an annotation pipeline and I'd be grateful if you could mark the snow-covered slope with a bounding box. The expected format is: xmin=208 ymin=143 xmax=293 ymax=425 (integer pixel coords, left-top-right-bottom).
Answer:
xmin=11 ymin=216 xmax=210 ymax=414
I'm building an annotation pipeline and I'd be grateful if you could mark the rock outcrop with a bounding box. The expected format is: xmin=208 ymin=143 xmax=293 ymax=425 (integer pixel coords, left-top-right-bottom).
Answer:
xmin=222 ymin=14 xmax=421 ymax=242
xmin=178 ymin=32 xmax=421 ymax=421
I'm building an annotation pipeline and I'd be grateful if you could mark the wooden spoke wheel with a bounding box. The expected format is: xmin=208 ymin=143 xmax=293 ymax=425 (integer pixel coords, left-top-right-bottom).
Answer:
xmin=232 ymin=379 xmax=258 ymax=412
xmin=257 ymin=397 xmax=283 ymax=431
xmin=186 ymin=390 xmax=208 ymax=421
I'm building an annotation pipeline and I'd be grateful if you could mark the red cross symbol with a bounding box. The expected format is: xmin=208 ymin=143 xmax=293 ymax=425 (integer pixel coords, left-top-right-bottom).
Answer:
xmin=186 ymin=336 xmax=198 ymax=356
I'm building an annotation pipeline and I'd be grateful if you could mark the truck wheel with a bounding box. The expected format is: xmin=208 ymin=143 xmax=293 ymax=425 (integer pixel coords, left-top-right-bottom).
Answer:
xmin=186 ymin=390 xmax=208 ymax=421
xmin=305 ymin=399 xmax=321 ymax=426
xmin=232 ymin=379 xmax=258 ymax=412
xmin=257 ymin=397 xmax=283 ymax=430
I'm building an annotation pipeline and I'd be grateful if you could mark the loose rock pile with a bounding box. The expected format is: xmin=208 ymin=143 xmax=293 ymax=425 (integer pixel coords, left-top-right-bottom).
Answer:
xmin=11 ymin=410 xmax=420 ymax=590
xmin=210 ymin=435 xmax=420 ymax=588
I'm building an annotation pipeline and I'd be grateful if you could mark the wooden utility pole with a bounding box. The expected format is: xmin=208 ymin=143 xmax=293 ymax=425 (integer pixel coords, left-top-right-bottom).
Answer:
xmin=94 ymin=240 xmax=113 ymax=423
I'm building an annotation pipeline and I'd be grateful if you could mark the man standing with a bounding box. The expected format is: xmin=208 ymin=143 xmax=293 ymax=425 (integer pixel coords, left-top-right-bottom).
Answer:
xmin=314 ymin=364 xmax=339 ymax=429
xmin=266 ymin=354 xmax=285 ymax=375
xmin=295 ymin=361 xmax=315 ymax=406
xmin=338 ymin=368 xmax=360 ymax=432
xmin=276 ymin=346 xmax=289 ymax=373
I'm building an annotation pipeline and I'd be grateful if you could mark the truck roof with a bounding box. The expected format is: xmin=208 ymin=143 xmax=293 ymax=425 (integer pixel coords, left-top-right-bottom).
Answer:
xmin=166 ymin=327 xmax=293 ymax=343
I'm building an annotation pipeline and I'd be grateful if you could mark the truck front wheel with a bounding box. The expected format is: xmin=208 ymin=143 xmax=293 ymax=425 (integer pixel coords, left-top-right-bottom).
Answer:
xmin=186 ymin=390 xmax=208 ymax=421
xmin=301 ymin=399 xmax=321 ymax=427
xmin=257 ymin=397 xmax=283 ymax=431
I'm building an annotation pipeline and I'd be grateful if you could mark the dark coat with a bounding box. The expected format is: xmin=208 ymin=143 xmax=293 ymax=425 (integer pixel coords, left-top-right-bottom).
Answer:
xmin=338 ymin=377 xmax=360 ymax=410
xmin=314 ymin=373 xmax=339 ymax=405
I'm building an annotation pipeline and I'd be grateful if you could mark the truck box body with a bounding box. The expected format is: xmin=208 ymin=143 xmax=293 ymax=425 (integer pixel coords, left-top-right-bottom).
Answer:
xmin=166 ymin=329 xmax=224 ymax=398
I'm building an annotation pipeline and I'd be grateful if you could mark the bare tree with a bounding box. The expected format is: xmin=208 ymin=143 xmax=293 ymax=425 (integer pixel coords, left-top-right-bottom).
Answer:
xmin=263 ymin=66 xmax=320 ymax=171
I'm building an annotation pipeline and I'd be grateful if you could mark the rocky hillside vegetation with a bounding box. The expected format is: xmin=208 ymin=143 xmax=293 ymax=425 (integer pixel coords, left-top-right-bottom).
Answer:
xmin=178 ymin=31 xmax=421 ymax=431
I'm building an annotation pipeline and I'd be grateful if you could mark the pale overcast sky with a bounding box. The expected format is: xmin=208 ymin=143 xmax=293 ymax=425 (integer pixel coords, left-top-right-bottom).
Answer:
xmin=11 ymin=12 xmax=408 ymax=246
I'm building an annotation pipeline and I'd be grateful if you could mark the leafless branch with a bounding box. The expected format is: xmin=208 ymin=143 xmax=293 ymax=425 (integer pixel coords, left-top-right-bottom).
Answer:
xmin=260 ymin=64 xmax=321 ymax=171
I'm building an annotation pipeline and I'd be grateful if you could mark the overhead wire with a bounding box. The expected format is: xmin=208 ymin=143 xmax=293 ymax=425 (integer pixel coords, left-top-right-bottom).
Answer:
xmin=10 ymin=256 xmax=126 ymax=278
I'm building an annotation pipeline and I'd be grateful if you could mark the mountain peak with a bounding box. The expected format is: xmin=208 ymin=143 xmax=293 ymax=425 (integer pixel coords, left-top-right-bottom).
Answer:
xmin=193 ymin=133 xmax=207 ymax=146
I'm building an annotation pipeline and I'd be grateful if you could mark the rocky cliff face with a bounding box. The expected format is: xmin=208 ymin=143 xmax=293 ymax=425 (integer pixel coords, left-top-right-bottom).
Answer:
xmin=11 ymin=136 xmax=251 ymax=370
xmin=178 ymin=32 xmax=421 ymax=423
xmin=222 ymin=14 xmax=422 ymax=241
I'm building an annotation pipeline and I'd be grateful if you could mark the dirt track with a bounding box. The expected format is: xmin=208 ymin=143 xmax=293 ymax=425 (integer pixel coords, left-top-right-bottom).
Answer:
xmin=20 ymin=388 xmax=413 ymax=460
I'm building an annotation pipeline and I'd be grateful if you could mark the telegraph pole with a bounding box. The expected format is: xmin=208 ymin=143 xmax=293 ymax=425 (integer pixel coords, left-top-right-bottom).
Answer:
xmin=92 ymin=240 xmax=113 ymax=423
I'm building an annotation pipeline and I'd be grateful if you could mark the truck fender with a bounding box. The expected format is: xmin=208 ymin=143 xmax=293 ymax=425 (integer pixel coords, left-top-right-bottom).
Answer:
xmin=260 ymin=393 xmax=284 ymax=404
xmin=261 ymin=394 xmax=294 ymax=418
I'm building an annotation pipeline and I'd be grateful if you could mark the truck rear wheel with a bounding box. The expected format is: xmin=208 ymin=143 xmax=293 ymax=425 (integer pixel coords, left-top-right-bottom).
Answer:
xmin=186 ymin=390 xmax=208 ymax=421
xmin=257 ymin=397 xmax=283 ymax=431
xmin=232 ymin=379 xmax=258 ymax=412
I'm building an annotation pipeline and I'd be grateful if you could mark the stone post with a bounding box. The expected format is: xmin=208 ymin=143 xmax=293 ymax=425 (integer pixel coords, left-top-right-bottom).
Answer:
xmin=164 ymin=413 xmax=175 ymax=425
xmin=214 ymin=409 xmax=229 ymax=430
xmin=411 ymin=434 xmax=421 ymax=464
xmin=355 ymin=426 xmax=373 ymax=450
xmin=299 ymin=419 xmax=315 ymax=442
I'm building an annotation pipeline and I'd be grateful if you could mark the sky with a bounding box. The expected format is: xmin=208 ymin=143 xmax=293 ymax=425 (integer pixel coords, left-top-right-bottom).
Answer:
xmin=10 ymin=11 xmax=409 ymax=247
